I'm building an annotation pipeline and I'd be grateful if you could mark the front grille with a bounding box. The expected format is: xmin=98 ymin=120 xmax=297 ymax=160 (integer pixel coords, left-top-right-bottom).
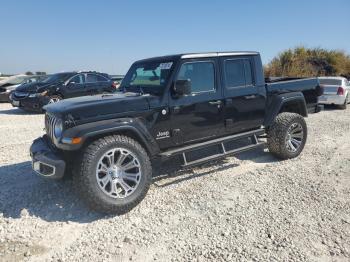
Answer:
xmin=45 ymin=113 xmax=58 ymax=140
xmin=13 ymin=92 xmax=29 ymax=99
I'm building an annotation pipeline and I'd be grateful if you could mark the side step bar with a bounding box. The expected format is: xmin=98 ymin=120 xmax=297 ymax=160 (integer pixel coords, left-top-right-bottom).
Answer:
xmin=160 ymin=128 xmax=266 ymax=167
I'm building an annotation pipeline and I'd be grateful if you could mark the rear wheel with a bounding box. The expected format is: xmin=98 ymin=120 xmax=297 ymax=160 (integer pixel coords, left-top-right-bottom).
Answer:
xmin=74 ymin=135 xmax=152 ymax=214
xmin=339 ymin=96 xmax=348 ymax=109
xmin=267 ymin=112 xmax=307 ymax=159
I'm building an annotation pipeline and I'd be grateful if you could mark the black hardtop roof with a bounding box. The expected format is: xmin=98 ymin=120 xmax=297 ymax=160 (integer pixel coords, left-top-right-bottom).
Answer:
xmin=135 ymin=51 xmax=259 ymax=64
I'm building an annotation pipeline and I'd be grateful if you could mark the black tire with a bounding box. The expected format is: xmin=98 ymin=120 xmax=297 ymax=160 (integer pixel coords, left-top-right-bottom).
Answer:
xmin=267 ymin=112 xmax=307 ymax=160
xmin=74 ymin=135 xmax=152 ymax=214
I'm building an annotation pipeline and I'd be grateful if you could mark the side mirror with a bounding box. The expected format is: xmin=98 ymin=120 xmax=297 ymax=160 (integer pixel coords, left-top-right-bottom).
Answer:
xmin=67 ymin=81 xmax=76 ymax=87
xmin=173 ymin=79 xmax=191 ymax=96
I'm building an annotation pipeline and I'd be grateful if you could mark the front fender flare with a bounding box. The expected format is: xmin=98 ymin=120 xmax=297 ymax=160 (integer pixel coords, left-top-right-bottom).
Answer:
xmin=57 ymin=118 xmax=160 ymax=156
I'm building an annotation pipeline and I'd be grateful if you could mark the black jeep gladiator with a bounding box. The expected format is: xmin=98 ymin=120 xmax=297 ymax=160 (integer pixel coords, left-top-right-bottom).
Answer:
xmin=30 ymin=51 xmax=323 ymax=214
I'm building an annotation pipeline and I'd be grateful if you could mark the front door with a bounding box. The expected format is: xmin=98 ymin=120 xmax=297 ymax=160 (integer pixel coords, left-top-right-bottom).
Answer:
xmin=64 ymin=74 xmax=86 ymax=98
xmin=220 ymin=57 xmax=266 ymax=133
xmin=169 ymin=59 xmax=224 ymax=145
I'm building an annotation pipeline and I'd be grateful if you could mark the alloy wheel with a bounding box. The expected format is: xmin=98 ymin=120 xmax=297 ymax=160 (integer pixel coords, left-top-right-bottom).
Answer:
xmin=285 ymin=122 xmax=304 ymax=153
xmin=96 ymin=148 xmax=142 ymax=198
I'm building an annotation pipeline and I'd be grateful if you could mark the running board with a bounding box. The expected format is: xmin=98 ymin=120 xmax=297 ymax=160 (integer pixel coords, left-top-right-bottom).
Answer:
xmin=160 ymin=129 xmax=266 ymax=167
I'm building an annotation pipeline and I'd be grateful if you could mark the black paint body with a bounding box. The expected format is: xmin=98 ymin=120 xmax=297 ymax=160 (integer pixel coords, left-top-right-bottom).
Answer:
xmin=40 ymin=52 xmax=321 ymax=156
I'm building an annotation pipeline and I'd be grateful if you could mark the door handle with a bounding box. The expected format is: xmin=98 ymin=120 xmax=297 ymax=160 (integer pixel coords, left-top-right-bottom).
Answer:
xmin=244 ymin=95 xmax=257 ymax=100
xmin=209 ymin=100 xmax=222 ymax=105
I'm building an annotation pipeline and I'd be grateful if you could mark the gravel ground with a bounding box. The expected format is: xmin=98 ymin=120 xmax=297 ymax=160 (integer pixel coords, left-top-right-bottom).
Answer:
xmin=0 ymin=103 xmax=349 ymax=262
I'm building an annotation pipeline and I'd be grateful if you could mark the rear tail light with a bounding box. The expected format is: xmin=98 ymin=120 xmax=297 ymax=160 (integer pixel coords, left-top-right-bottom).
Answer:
xmin=112 ymin=82 xmax=117 ymax=89
xmin=337 ymin=87 xmax=345 ymax=96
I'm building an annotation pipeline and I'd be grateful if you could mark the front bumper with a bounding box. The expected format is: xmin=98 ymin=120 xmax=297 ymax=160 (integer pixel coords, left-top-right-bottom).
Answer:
xmin=11 ymin=94 xmax=49 ymax=112
xmin=318 ymin=95 xmax=346 ymax=105
xmin=0 ymin=91 xmax=11 ymax=102
xmin=30 ymin=136 xmax=66 ymax=179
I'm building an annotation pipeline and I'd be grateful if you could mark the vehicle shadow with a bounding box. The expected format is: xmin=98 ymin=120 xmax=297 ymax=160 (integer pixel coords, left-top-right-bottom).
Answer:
xmin=0 ymin=149 xmax=278 ymax=223
xmin=153 ymin=156 xmax=239 ymax=188
xmin=322 ymin=104 xmax=343 ymax=111
xmin=0 ymin=108 xmax=40 ymax=115
xmin=234 ymin=148 xmax=278 ymax=163
xmin=0 ymin=161 xmax=104 ymax=223
xmin=153 ymin=147 xmax=278 ymax=187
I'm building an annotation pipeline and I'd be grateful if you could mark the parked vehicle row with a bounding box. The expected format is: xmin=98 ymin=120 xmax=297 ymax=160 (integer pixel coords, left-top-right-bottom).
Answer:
xmin=30 ymin=51 xmax=324 ymax=214
xmin=9 ymin=71 xmax=118 ymax=112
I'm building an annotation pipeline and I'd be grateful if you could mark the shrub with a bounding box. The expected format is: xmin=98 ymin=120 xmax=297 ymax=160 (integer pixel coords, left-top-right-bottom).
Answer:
xmin=264 ymin=46 xmax=350 ymax=79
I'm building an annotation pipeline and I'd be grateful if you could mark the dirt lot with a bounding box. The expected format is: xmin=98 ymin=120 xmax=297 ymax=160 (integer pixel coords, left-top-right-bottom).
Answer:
xmin=0 ymin=103 xmax=349 ymax=262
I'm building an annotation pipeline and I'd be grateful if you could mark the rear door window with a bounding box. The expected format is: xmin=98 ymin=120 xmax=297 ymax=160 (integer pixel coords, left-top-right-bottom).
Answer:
xmin=86 ymin=74 xmax=99 ymax=83
xmin=243 ymin=60 xmax=253 ymax=86
xmin=96 ymin=75 xmax=109 ymax=82
xmin=224 ymin=58 xmax=254 ymax=88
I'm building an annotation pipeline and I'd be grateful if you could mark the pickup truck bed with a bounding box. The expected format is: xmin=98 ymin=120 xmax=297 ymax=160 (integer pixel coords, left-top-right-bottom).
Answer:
xmin=266 ymin=77 xmax=319 ymax=93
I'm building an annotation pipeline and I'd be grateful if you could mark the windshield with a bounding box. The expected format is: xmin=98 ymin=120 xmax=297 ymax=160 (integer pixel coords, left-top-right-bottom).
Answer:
xmin=319 ymin=79 xmax=342 ymax=86
xmin=40 ymin=73 xmax=72 ymax=84
xmin=120 ymin=61 xmax=174 ymax=94
xmin=5 ymin=76 xmax=27 ymax=85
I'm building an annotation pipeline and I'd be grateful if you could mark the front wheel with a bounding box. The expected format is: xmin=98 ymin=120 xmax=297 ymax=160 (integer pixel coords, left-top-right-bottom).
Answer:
xmin=74 ymin=135 xmax=152 ymax=214
xmin=267 ymin=112 xmax=307 ymax=160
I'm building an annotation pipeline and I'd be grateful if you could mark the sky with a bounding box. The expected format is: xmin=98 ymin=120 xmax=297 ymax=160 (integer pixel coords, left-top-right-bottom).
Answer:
xmin=0 ymin=0 xmax=349 ymax=75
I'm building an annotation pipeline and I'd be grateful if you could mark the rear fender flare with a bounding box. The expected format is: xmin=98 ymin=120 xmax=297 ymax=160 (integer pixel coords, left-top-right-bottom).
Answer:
xmin=264 ymin=92 xmax=307 ymax=127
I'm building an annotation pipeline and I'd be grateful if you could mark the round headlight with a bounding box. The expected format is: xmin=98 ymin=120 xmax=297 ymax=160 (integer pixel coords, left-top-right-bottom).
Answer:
xmin=54 ymin=119 xmax=63 ymax=138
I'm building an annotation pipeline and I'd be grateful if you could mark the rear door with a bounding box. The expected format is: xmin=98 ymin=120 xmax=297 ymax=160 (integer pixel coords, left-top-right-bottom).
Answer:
xmin=85 ymin=74 xmax=100 ymax=95
xmin=169 ymin=58 xmax=224 ymax=145
xmin=220 ymin=56 xmax=266 ymax=133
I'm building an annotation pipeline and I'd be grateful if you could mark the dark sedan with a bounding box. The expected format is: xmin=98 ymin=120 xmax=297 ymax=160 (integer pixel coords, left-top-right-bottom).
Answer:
xmin=10 ymin=71 xmax=116 ymax=112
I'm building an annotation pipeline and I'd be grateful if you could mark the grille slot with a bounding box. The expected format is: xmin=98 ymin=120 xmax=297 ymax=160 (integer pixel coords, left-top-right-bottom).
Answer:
xmin=45 ymin=113 xmax=57 ymax=140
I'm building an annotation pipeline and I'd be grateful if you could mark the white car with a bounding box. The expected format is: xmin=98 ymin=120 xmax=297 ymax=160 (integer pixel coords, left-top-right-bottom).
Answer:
xmin=318 ymin=77 xmax=350 ymax=109
xmin=0 ymin=75 xmax=43 ymax=102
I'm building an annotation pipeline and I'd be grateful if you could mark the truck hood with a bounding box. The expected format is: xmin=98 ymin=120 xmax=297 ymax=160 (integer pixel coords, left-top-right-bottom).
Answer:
xmin=44 ymin=92 xmax=152 ymax=120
